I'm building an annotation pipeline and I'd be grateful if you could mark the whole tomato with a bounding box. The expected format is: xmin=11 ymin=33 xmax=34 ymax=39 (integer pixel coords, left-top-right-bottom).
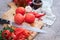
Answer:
xmin=14 ymin=14 xmax=25 ymax=24
xmin=16 ymin=7 xmax=25 ymax=15
xmin=25 ymin=13 xmax=35 ymax=23
xmin=2 ymin=30 xmax=11 ymax=39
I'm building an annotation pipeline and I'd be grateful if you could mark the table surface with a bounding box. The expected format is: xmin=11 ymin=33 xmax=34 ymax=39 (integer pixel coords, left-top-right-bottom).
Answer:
xmin=0 ymin=0 xmax=60 ymax=40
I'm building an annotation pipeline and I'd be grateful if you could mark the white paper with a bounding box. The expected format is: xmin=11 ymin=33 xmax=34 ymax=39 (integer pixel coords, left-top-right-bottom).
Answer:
xmin=25 ymin=0 xmax=56 ymax=25
xmin=33 ymin=0 xmax=56 ymax=25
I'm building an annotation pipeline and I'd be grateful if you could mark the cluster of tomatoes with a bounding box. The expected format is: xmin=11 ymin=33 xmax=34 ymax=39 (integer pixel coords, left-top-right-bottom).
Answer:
xmin=14 ymin=7 xmax=45 ymax=24
xmin=2 ymin=28 xmax=30 ymax=40
xmin=13 ymin=0 xmax=32 ymax=6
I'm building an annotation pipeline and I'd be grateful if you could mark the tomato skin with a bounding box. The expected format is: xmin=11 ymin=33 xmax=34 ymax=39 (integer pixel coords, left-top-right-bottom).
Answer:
xmin=16 ymin=7 xmax=25 ymax=15
xmin=14 ymin=14 xmax=25 ymax=24
xmin=25 ymin=13 xmax=35 ymax=23
xmin=8 ymin=33 xmax=17 ymax=40
xmin=2 ymin=30 xmax=11 ymax=39
xmin=22 ymin=30 xmax=30 ymax=38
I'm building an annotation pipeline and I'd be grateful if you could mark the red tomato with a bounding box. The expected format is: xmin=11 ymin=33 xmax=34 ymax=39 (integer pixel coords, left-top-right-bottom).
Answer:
xmin=25 ymin=13 xmax=35 ymax=23
xmin=8 ymin=33 xmax=17 ymax=40
xmin=22 ymin=30 xmax=30 ymax=38
xmin=17 ymin=30 xmax=30 ymax=39
xmin=16 ymin=7 xmax=25 ymax=15
xmin=14 ymin=28 xmax=30 ymax=40
xmin=14 ymin=28 xmax=24 ymax=32
xmin=2 ymin=30 xmax=11 ymax=39
xmin=17 ymin=32 xmax=29 ymax=40
xmin=14 ymin=14 xmax=25 ymax=24
xmin=18 ymin=34 xmax=25 ymax=39
xmin=14 ymin=28 xmax=24 ymax=36
xmin=14 ymin=27 xmax=30 ymax=40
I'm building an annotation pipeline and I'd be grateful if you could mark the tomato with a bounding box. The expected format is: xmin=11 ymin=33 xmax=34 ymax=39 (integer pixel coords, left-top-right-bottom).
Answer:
xmin=16 ymin=7 xmax=25 ymax=15
xmin=18 ymin=34 xmax=25 ymax=39
xmin=14 ymin=28 xmax=24 ymax=36
xmin=13 ymin=27 xmax=30 ymax=40
xmin=14 ymin=28 xmax=24 ymax=32
xmin=8 ymin=33 xmax=17 ymax=40
xmin=17 ymin=31 xmax=30 ymax=40
xmin=14 ymin=28 xmax=30 ymax=40
xmin=2 ymin=30 xmax=11 ymax=39
xmin=25 ymin=13 xmax=35 ymax=23
xmin=14 ymin=14 xmax=25 ymax=24
xmin=22 ymin=30 xmax=30 ymax=38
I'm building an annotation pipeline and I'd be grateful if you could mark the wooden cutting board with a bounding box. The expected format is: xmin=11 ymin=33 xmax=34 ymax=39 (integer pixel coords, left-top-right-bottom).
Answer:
xmin=2 ymin=2 xmax=44 ymax=40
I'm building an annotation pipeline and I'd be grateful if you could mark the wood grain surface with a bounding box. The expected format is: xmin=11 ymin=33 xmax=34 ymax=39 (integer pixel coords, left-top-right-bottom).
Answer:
xmin=2 ymin=2 xmax=44 ymax=40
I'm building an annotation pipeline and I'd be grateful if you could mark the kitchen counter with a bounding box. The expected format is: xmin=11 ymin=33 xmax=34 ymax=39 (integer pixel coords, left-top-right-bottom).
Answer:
xmin=0 ymin=0 xmax=60 ymax=40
